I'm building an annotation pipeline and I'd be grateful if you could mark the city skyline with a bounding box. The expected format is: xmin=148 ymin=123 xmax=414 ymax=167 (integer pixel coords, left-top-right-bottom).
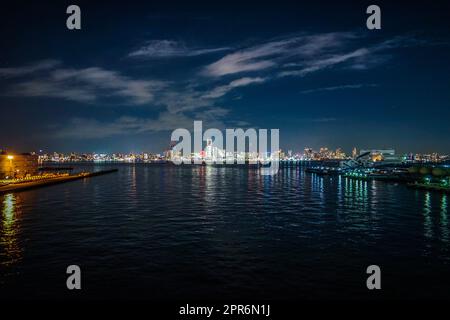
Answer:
xmin=20 ymin=148 xmax=449 ymax=164
xmin=1 ymin=1 xmax=450 ymax=154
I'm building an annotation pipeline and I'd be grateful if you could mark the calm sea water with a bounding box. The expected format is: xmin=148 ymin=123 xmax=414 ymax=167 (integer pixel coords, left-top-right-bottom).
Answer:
xmin=0 ymin=164 xmax=449 ymax=300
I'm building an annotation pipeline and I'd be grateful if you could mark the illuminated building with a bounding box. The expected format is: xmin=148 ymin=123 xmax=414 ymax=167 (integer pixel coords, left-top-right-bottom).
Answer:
xmin=204 ymin=139 xmax=226 ymax=163
xmin=335 ymin=148 xmax=346 ymax=159
xmin=303 ymin=148 xmax=313 ymax=160
xmin=0 ymin=152 xmax=39 ymax=179
xmin=359 ymin=149 xmax=401 ymax=164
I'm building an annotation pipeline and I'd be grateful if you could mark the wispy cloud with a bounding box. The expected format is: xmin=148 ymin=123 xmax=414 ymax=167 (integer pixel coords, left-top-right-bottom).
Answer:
xmin=278 ymin=35 xmax=422 ymax=78
xmin=57 ymin=112 xmax=193 ymax=138
xmin=2 ymin=62 xmax=166 ymax=105
xmin=0 ymin=59 xmax=236 ymax=135
xmin=203 ymin=32 xmax=422 ymax=79
xmin=278 ymin=48 xmax=370 ymax=77
xmin=300 ymin=83 xmax=378 ymax=94
xmin=57 ymin=111 xmax=228 ymax=139
xmin=0 ymin=32 xmax=427 ymax=141
xmin=0 ymin=60 xmax=61 ymax=78
xmin=202 ymin=77 xmax=267 ymax=99
xmin=2 ymin=33 xmax=420 ymax=109
xmin=202 ymin=32 xmax=358 ymax=77
xmin=129 ymin=40 xmax=230 ymax=58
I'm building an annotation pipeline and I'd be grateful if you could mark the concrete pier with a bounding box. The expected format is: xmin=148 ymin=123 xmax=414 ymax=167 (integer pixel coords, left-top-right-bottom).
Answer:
xmin=0 ymin=169 xmax=118 ymax=195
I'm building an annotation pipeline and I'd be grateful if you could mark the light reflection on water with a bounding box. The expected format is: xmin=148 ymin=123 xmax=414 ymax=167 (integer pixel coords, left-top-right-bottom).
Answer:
xmin=0 ymin=193 xmax=22 ymax=267
xmin=0 ymin=165 xmax=449 ymax=299
xmin=424 ymin=192 xmax=434 ymax=240
xmin=441 ymin=195 xmax=448 ymax=243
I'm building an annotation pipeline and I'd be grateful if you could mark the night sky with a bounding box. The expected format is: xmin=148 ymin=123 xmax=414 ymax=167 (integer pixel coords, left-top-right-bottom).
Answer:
xmin=1 ymin=0 xmax=450 ymax=154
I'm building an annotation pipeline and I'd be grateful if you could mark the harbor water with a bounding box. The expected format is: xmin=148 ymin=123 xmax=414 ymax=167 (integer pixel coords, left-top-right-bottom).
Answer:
xmin=0 ymin=163 xmax=449 ymax=300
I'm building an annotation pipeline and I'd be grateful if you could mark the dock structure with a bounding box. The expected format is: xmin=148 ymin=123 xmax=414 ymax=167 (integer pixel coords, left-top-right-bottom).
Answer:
xmin=0 ymin=169 xmax=118 ymax=195
xmin=407 ymin=182 xmax=450 ymax=194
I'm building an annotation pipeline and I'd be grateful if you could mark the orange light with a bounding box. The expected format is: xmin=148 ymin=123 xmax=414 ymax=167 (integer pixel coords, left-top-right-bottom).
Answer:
xmin=7 ymin=155 xmax=14 ymax=160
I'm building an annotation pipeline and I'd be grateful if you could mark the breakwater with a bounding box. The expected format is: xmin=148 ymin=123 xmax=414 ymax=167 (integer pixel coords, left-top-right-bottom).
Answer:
xmin=0 ymin=169 xmax=118 ymax=194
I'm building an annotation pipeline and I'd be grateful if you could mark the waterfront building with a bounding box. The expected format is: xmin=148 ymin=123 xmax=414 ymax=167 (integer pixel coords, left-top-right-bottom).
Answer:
xmin=414 ymin=153 xmax=448 ymax=163
xmin=359 ymin=149 xmax=402 ymax=164
xmin=304 ymin=148 xmax=313 ymax=160
xmin=0 ymin=152 xmax=39 ymax=179
xmin=335 ymin=148 xmax=346 ymax=159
